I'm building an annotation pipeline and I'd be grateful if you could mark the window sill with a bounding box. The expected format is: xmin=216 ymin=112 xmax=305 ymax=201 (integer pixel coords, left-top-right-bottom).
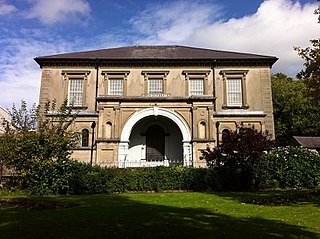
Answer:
xmin=69 ymin=106 xmax=88 ymax=110
xmin=222 ymin=104 xmax=249 ymax=110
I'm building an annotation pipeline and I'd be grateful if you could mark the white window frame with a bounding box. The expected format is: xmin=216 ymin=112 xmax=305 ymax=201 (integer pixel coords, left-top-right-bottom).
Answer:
xmin=227 ymin=78 xmax=242 ymax=107
xmin=220 ymin=70 xmax=249 ymax=109
xmin=101 ymin=71 xmax=130 ymax=96
xmin=189 ymin=78 xmax=204 ymax=96
xmin=148 ymin=78 xmax=163 ymax=96
xmin=68 ymin=78 xmax=84 ymax=107
xmin=108 ymin=78 xmax=124 ymax=96
xmin=182 ymin=70 xmax=210 ymax=96
xmin=62 ymin=71 xmax=90 ymax=108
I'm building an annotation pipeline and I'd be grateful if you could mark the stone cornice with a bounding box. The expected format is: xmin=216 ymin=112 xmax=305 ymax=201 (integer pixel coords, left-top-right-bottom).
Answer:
xmin=35 ymin=58 xmax=276 ymax=68
xmin=96 ymin=95 xmax=216 ymax=103
xmin=213 ymin=111 xmax=266 ymax=117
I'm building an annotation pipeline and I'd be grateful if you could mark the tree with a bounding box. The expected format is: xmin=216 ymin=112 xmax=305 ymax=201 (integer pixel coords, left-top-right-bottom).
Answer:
xmin=201 ymin=125 xmax=274 ymax=168
xmin=200 ymin=126 xmax=274 ymax=190
xmin=295 ymin=39 xmax=320 ymax=106
xmin=294 ymin=1 xmax=320 ymax=105
xmin=271 ymin=73 xmax=320 ymax=145
xmin=314 ymin=0 xmax=320 ymax=23
xmin=9 ymin=101 xmax=38 ymax=132
xmin=0 ymin=100 xmax=80 ymax=193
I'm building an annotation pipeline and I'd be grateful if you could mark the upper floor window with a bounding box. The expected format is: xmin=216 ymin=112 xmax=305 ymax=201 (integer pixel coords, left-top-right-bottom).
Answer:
xmin=102 ymin=71 xmax=130 ymax=96
xmin=189 ymin=78 xmax=204 ymax=95
xmin=109 ymin=78 xmax=124 ymax=96
xmin=142 ymin=71 xmax=169 ymax=97
xmin=148 ymin=78 xmax=163 ymax=96
xmin=227 ymin=78 xmax=242 ymax=107
xmin=68 ymin=78 xmax=84 ymax=106
xmin=62 ymin=70 xmax=90 ymax=107
xmin=220 ymin=70 xmax=249 ymax=109
xmin=182 ymin=70 xmax=210 ymax=96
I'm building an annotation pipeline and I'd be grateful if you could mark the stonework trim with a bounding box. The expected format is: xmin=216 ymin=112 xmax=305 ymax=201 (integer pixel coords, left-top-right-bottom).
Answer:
xmin=220 ymin=70 xmax=249 ymax=109
xmin=62 ymin=70 xmax=91 ymax=107
xmin=182 ymin=70 xmax=211 ymax=96
xmin=118 ymin=107 xmax=192 ymax=168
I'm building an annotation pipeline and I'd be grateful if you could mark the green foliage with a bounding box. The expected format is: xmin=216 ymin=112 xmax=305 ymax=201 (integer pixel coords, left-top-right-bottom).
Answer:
xmin=295 ymin=3 xmax=320 ymax=106
xmin=258 ymin=147 xmax=320 ymax=189
xmin=9 ymin=101 xmax=38 ymax=132
xmin=5 ymin=161 xmax=225 ymax=195
xmin=72 ymin=166 xmax=220 ymax=195
xmin=0 ymin=100 xmax=79 ymax=194
xmin=271 ymin=73 xmax=320 ymax=145
xmin=295 ymin=39 xmax=320 ymax=107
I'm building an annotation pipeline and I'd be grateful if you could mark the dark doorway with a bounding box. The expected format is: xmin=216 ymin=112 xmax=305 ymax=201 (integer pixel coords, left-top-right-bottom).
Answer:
xmin=146 ymin=125 xmax=165 ymax=161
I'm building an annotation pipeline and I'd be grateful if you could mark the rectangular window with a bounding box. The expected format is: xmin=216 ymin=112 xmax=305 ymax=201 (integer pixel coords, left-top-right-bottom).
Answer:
xmin=189 ymin=78 xmax=204 ymax=95
xmin=148 ymin=78 xmax=163 ymax=96
xmin=68 ymin=78 xmax=84 ymax=106
xmin=108 ymin=78 xmax=124 ymax=96
xmin=227 ymin=78 xmax=242 ymax=106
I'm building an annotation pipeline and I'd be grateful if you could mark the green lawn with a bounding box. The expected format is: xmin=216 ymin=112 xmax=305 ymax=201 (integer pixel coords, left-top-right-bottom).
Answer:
xmin=0 ymin=190 xmax=319 ymax=239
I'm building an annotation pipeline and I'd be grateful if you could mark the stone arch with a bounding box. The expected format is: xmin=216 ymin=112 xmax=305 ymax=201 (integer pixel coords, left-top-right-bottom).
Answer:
xmin=119 ymin=107 xmax=192 ymax=167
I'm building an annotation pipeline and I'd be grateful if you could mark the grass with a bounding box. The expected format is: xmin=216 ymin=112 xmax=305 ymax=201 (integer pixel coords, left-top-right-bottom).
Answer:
xmin=0 ymin=190 xmax=319 ymax=239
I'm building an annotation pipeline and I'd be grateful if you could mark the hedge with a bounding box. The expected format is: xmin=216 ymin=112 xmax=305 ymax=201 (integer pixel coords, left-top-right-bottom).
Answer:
xmin=5 ymin=146 xmax=320 ymax=195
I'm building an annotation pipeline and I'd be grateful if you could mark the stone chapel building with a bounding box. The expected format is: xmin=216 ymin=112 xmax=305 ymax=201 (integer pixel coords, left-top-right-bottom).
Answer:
xmin=35 ymin=45 xmax=277 ymax=168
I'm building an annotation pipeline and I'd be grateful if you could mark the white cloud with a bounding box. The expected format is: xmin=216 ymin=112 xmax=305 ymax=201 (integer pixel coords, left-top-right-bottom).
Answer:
xmin=1 ymin=0 xmax=318 ymax=109
xmin=0 ymin=33 xmax=74 ymax=108
xmin=0 ymin=0 xmax=17 ymax=15
xmin=129 ymin=0 xmax=222 ymax=45
xmin=129 ymin=0 xmax=319 ymax=77
xmin=0 ymin=30 xmax=130 ymax=109
xmin=25 ymin=0 xmax=90 ymax=24
xmin=187 ymin=0 xmax=320 ymax=76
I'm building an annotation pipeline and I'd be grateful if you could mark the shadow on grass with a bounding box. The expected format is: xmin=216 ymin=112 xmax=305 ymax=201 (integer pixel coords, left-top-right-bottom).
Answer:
xmin=211 ymin=190 xmax=320 ymax=207
xmin=0 ymin=194 xmax=319 ymax=239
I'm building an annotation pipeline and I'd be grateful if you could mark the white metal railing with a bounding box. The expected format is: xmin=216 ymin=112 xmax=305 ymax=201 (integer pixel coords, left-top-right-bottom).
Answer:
xmin=97 ymin=159 xmax=208 ymax=168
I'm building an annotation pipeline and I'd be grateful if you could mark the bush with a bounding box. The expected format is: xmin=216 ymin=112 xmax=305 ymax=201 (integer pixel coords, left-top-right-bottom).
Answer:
xmin=200 ymin=126 xmax=275 ymax=190
xmin=8 ymin=146 xmax=320 ymax=195
xmin=257 ymin=147 xmax=320 ymax=189
xmin=8 ymin=162 xmax=224 ymax=195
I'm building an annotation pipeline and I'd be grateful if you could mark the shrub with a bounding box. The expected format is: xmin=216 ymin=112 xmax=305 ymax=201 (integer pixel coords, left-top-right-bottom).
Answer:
xmin=200 ymin=125 xmax=274 ymax=190
xmin=257 ymin=147 xmax=320 ymax=189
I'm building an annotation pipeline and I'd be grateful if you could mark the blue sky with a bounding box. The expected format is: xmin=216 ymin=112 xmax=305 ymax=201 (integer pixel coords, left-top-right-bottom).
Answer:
xmin=0 ymin=0 xmax=319 ymax=109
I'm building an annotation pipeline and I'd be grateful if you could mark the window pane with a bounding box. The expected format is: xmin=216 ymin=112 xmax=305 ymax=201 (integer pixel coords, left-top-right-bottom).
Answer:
xmin=109 ymin=79 xmax=123 ymax=96
xmin=189 ymin=78 xmax=204 ymax=95
xmin=81 ymin=129 xmax=89 ymax=147
xmin=227 ymin=78 xmax=242 ymax=106
xmin=69 ymin=78 xmax=83 ymax=106
xmin=148 ymin=79 xmax=163 ymax=96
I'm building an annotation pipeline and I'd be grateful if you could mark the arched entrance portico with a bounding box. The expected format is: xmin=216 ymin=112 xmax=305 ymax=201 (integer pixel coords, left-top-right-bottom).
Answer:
xmin=119 ymin=107 xmax=192 ymax=168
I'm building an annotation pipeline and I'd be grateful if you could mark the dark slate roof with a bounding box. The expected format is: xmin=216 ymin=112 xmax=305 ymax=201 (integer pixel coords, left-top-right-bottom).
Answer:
xmin=34 ymin=45 xmax=278 ymax=62
xmin=293 ymin=136 xmax=320 ymax=149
